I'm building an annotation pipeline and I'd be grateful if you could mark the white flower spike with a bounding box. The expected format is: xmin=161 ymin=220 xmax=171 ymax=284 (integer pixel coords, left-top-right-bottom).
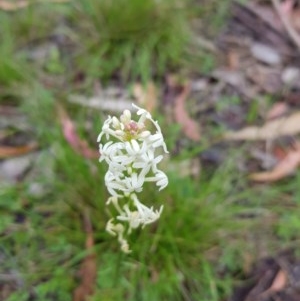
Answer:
xmin=98 ymin=104 xmax=168 ymax=252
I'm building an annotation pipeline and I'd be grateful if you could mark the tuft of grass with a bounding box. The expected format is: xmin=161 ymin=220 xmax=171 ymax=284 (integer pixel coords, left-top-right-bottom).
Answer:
xmin=4 ymin=100 xmax=300 ymax=300
xmin=1 ymin=86 xmax=241 ymax=299
xmin=0 ymin=13 xmax=28 ymax=86
xmin=7 ymin=83 xmax=299 ymax=299
xmin=72 ymin=0 xmax=192 ymax=81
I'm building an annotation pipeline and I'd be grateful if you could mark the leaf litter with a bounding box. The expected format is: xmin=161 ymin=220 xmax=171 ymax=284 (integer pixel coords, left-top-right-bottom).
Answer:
xmin=224 ymin=111 xmax=300 ymax=141
xmin=174 ymin=83 xmax=201 ymax=142
xmin=57 ymin=104 xmax=99 ymax=159
xmin=3 ymin=0 xmax=300 ymax=300
xmin=230 ymin=250 xmax=300 ymax=301
xmin=249 ymin=141 xmax=300 ymax=182
xmin=132 ymin=82 xmax=157 ymax=113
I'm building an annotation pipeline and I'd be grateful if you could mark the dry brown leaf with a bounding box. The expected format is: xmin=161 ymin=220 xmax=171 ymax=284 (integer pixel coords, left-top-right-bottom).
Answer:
xmin=227 ymin=50 xmax=240 ymax=70
xmin=133 ymin=82 xmax=157 ymax=113
xmin=291 ymin=9 xmax=300 ymax=31
xmin=273 ymin=146 xmax=287 ymax=160
xmin=174 ymin=84 xmax=201 ymax=141
xmin=272 ymin=0 xmax=300 ymax=50
xmin=280 ymin=0 xmax=294 ymax=16
xmin=245 ymin=2 xmax=285 ymax=32
xmin=279 ymin=0 xmax=300 ymax=31
xmin=57 ymin=104 xmax=98 ymax=159
xmin=0 ymin=142 xmax=38 ymax=158
xmin=260 ymin=269 xmax=288 ymax=298
xmin=224 ymin=111 xmax=300 ymax=140
xmin=0 ymin=0 xmax=69 ymax=11
xmin=250 ymin=143 xmax=300 ymax=182
xmin=268 ymin=269 xmax=287 ymax=292
xmin=73 ymin=210 xmax=97 ymax=301
xmin=266 ymin=102 xmax=288 ymax=120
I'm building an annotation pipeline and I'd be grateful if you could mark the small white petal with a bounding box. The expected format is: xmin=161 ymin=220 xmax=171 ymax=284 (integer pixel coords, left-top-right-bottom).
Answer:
xmin=120 ymin=240 xmax=131 ymax=253
xmin=141 ymin=150 xmax=154 ymax=163
xmin=157 ymin=179 xmax=168 ymax=191
xmin=115 ymin=130 xmax=125 ymax=138
xmin=139 ymin=140 xmax=147 ymax=154
xmin=97 ymin=132 xmax=104 ymax=142
xmin=132 ymin=103 xmax=151 ymax=118
xmin=112 ymin=155 xmax=134 ymax=165
xmin=138 ymin=130 xmax=151 ymax=139
xmin=109 ymin=161 xmax=126 ymax=173
xmin=106 ymin=196 xmax=117 ymax=205
xmin=120 ymin=109 xmax=131 ymax=124
xmin=153 ymin=155 xmax=163 ymax=165
xmin=131 ymin=139 xmax=140 ymax=153
xmin=132 ymin=161 xmax=147 ymax=169
xmin=106 ymin=181 xmax=125 ymax=191
xmin=107 ymin=186 xmax=121 ymax=197
xmin=131 ymin=173 xmax=138 ymax=188
xmin=106 ymin=219 xmax=117 ymax=236
xmin=112 ymin=116 xmax=121 ymax=128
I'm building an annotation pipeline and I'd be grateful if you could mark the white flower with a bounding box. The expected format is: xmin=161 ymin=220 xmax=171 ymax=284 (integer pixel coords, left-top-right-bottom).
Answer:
xmin=106 ymin=218 xmax=119 ymax=236
xmin=117 ymin=205 xmax=141 ymax=230
xmin=145 ymin=170 xmax=169 ymax=191
xmin=117 ymin=200 xmax=162 ymax=232
xmin=120 ymin=240 xmax=131 ymax=253
xmin=145 ymin=132 xmax=168 ymax=153
xmin=99 ymin=104 xmax=168 ymax=252
xmin=106 ymin=196 xmax=123 ymax=214
xmin=106 ymin=219 xmax=131 ymax=253
xmin=98 ymin=116 xmax=123 ymax=141
xmin=120 ymin=109 xmax=131 ymax=124
xmin=131 ymin=193 xmax=163 ymax=226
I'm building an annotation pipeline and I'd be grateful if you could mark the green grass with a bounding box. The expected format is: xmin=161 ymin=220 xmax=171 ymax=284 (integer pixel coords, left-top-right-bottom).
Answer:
xmin=0 ymin=130 xmax=234 ymax=300
xmin=3 ymin=103 xmax=299 ymax=300
xmin=1 ymin=1 xmax=300 ymax=300
xmin=0 ymin=0 xmax=229 ymax=86
xmin=71 ymin=0 xmax=192 ymax=81
xmin=0 ymin=15 xmax=28 ymax=86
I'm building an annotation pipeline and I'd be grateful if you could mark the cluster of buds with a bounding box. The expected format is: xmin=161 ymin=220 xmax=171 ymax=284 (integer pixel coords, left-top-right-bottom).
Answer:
xmin=98 ymin=104 xmax=168 ymax=253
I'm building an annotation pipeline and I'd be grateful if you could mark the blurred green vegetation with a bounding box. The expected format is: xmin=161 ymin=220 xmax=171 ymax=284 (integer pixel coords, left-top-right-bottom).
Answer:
xmin=1 ymin=0 xmax=300 ymax=300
